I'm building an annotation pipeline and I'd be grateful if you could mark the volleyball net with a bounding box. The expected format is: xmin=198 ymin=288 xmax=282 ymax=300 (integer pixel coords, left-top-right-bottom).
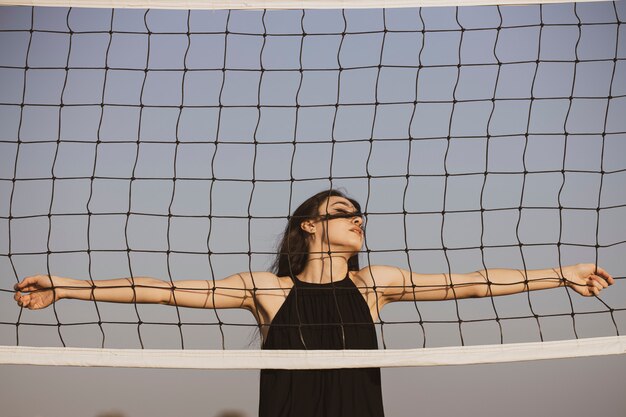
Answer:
xmin=0 ymin=0 xmax=625 ymax=369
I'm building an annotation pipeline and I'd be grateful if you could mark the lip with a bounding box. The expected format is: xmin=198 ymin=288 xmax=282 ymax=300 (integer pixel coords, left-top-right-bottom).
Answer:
xmin=350 ymin=227 xmax=363 ymax=236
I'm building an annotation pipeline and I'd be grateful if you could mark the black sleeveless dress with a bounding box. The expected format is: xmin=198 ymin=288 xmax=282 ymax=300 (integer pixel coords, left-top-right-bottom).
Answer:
xmin=259 ymin=274 xmax=385 ymax=417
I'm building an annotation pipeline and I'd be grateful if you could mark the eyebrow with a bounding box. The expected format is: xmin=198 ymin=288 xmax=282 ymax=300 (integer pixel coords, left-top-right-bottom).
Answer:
xmin=330 ymin=201 xmax=355 ymax=210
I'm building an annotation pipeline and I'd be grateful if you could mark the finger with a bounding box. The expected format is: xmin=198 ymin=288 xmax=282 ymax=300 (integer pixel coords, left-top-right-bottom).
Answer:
xmin=590 ymin=279 xmax=603 ymax=292
xmin=15 ymin=276 xmax=38 ymax=290
xmin=13 ymin=292 xmax=24 ymax=304
xmin=16 ymin=294 xmax=30 ymax=307
xmin=592 ymin=275 xmax=610 ymax=288
xmin=15 ymin=284 xmax=33 ymax=293
xmin=595 ymin=267 xmax=614 ymax=284
xmin=582 ymin=280 xmax=599 ymax=296
xmin=590 ymin=274 xmax=609 ymax=289
xmin=16 ymin=276 xmax=48 ymax=293
xmin=18 ymin=284 xmax=41 ymax=293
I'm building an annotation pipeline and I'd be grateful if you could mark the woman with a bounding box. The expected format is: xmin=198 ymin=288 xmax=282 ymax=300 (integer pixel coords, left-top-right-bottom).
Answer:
xmin=13 ymin=189 xmax=614 ymax=417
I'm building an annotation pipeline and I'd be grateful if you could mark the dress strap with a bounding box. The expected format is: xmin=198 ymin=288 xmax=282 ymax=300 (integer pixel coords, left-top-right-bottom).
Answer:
xmin=291 ymin=271 xmax=351 ymax=287
xmin=287 ymin=273 xmax=297 ymax=286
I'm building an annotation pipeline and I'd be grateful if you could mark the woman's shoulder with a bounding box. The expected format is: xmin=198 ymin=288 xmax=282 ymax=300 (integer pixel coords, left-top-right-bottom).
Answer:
xmin=352 ymin=265 xmax=403 ymax=286
xmin=239 ymin=271 xmax=293 ymax=290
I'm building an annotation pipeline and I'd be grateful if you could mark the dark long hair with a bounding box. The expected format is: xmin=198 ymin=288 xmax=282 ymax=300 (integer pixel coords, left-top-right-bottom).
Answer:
xmin=271 ymin=189 xmax=362 ymax=277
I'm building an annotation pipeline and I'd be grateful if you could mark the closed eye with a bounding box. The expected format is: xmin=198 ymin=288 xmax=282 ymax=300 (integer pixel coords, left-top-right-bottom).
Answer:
xmin=322 ymin=210 xmax=365 ymax=226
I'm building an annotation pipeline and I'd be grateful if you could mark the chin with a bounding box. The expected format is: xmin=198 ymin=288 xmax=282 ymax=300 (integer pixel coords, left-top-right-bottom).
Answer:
xmin=350 ymin=241 xmax=363 ymax=253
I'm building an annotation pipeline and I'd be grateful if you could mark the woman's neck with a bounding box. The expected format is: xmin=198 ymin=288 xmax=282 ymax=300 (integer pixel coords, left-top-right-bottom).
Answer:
xmin=298 ymin=255 xmax=349 ymax=284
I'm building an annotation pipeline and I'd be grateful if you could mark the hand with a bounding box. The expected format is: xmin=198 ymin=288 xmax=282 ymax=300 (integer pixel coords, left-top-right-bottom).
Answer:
xmin=14 ymin=275 xmax=64 ymax=310
xmin=562 ymin=263 xmax=614 ymax=297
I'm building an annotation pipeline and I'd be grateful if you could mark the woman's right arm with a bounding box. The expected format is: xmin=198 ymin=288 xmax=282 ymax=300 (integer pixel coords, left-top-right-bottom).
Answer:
xmin=13 ymin=272 xmax=268 ymax=311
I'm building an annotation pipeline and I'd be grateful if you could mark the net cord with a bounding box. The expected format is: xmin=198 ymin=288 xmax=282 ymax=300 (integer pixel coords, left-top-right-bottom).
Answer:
xmin=0 ymin=0 xmax=614 ymax=11
xmin=1 ymin=336 xmax=624 ymax=369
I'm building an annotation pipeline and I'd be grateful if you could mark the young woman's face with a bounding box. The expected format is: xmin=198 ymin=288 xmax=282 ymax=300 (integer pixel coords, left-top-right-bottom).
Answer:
xmin=311 ymin=196 xmax=364 ymax=254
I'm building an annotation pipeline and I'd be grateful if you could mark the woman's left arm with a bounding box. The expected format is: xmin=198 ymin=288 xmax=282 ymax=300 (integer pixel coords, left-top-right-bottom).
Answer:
xmin=368 ymin=263 xmax=614 ymax=304
xmin=470 ymin=263 xmax=614 ymax=298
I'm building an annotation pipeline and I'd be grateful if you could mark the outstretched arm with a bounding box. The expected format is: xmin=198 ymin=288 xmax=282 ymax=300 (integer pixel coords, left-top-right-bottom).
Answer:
xmin=469 ymin=263 xmax=613 ymax=298
xmin=367 ymin=263 xmax=614 ymax=304
xmin=13 ymin=272 xmax=270 ymax=311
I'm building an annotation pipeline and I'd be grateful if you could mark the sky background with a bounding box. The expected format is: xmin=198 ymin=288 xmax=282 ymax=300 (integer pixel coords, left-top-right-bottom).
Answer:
xmin=0 ymin=2 xmax=625 ymax=416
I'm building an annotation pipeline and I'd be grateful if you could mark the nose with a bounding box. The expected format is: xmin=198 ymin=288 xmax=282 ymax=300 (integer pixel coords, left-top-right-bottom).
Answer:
xmin=352 ymin=215 xmax=363 ymax=227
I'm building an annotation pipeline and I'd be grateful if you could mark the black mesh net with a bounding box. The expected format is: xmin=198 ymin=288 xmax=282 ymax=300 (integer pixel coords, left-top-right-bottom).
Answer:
xmin=1 ymin=3 xmax=625 ymax=355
